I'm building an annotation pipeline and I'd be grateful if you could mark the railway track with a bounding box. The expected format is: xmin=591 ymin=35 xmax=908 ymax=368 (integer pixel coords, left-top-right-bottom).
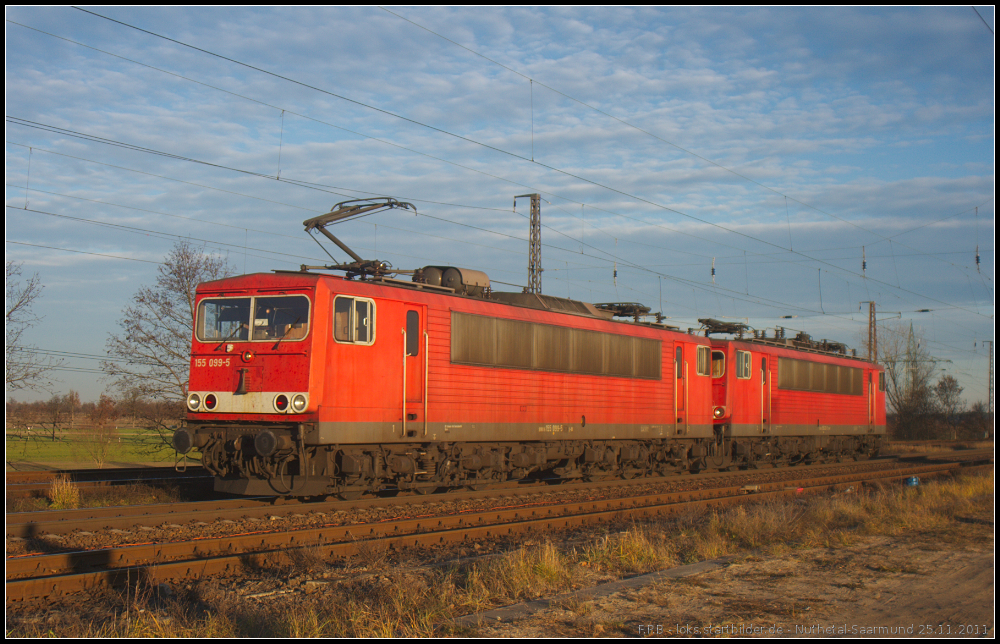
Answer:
xmin=6 ymin=452 xmax=991 ymax=603
xmin=7 ymin=450 xmax=989 ymax=538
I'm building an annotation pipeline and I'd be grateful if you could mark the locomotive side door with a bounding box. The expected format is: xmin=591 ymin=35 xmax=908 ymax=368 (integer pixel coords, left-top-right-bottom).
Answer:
xmin=867 ymin=369 xmax=875 ymax=433
xmin=402 ymin=305 xmax=428 ymax=435
xmin=761 ymin=356 xmax=770 ymax=433
xmin=674 ymin=345 xmax=686 ymax=435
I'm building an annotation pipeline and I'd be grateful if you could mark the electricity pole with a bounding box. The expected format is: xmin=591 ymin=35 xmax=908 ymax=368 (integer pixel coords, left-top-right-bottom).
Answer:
xmin=986 ymin=340 xmax=994 ymax=416
xmin=860 ymin=301 xmax=877 ymax=362
xmin=514 ymin=193 xmax=542 ymax=294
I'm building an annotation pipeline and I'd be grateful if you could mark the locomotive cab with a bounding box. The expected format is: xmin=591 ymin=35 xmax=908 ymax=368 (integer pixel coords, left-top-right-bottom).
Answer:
xmin=174 ymin=272 xmax=323 ymax=494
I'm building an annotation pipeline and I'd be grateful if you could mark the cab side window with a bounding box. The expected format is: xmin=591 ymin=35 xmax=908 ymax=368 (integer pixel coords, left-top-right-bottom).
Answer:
xmin=406 ymin=310 xmax=420 ymax=356
xmin=712 ymin=350 xmax=726 ymax=378
xmin=736 ymin=350 xmax=751 ymax=379
xmin=333 ymin=296 xmax=375 ymax=345
xmin=696 ymin=346 xmax=711 ymax=376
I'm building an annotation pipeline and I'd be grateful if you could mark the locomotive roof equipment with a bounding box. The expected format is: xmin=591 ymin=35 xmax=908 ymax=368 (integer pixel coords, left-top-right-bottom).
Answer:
xmin=302 ymin=197 xmax=417 ymax=279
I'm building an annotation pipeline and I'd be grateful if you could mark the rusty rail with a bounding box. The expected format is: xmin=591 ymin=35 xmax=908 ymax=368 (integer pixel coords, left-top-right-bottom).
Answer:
xmin=7 ymin=459 xmax=989 ymax=603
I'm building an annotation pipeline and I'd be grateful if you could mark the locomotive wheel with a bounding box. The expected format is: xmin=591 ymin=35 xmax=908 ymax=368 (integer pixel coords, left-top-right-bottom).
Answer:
xmin=338 ymin=490 xmax=364 ymax=501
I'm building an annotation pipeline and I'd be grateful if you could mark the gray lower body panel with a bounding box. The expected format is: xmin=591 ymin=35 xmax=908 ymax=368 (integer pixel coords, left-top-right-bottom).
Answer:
xmin=308 ymin=421 xmax=715 ymax=445
xmin=725 ymin=423 xmax=885 ymax=437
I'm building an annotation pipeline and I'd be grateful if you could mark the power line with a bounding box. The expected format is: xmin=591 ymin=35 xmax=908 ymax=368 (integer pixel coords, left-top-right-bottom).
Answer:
xmin=8 ymin=237 xmax=988 ymax=362
xmin=11 ymin=15 xmax=993 ymax=289
xmin=5 ymin=240 xmax=163 ymax=264
xmin=7 ymin=42 xmax=992 ymax=334
xmin=972 ymin=6 xmax=994 ymax=35
xmin=7 ymin=206 xmax=322 ymax=265
xmin=53 ymin=12 xmax=937 ymax=272
xmin=50 ymin=11 xmax=996 ymax=319
xmin=4 ymin=19 xmax=764 ymax=265
xmin=379 ymin=6 xmax=996 ymax=282
xmin=7 ymin=182 xmax=989 ymax=356
xmin=3 ymin=182 xmax=563 ymax=265
xmin=10 ymin=118 xmax=991 ymax=320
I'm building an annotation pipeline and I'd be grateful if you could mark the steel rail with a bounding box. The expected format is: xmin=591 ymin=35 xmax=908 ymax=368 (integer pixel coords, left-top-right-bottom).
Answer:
xmin=6 ymin=459 xmax=989 ymax=603
xmin=7 ymin=451 xmax=992 ymax=537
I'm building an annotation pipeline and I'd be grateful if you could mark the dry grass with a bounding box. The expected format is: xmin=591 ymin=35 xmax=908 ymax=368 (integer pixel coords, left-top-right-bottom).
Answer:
xmin=352 ymin=535 xmax=391 ymax=569
xmin=883 ymin=440 xmax=992 ymax=455
xmin=46 ymin=474 xmax=81 ymax=510
xmin=285 ymin=545 xmax=329 ymax=577
xmin=7 ymin=469 xmax=992 ymax=638
xmin=9 ymin=481 xmax=187 ymax=513
xmin=580 ymin=526 xmax=679 ymax=574
xmin=458 ymin=541 xmax=573 ymax=608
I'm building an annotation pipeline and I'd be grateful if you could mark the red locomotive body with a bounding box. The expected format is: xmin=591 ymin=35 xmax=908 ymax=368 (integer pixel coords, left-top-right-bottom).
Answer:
xmin=177 ymin=267 xmax=884 ymax=496
xmin=173 ymin=194 xmax=882 ymax=496
xmin=180 ymin=270 xmax=726 ymax=495
xmin=707 ymin=337 xmax=885 ymax=462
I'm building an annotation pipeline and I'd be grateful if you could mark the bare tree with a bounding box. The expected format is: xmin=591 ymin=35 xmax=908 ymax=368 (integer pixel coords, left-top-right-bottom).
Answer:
xmin=5 ymin=397 xmax=45 ymax=461
xmin=860 ymin=321 xmax=938 ymax=439
xmin=103 ymin=241 xmax=235 ymax=442
xmin=84 ymin=393 xmax=121 ymax=468
xmin=968 ymin=401 xmax=993 ymax=440
xmin=38 ymin=390 xmax=82 ymax=441
xmin=933 ymin=375 xmax=965 ymax=440
xmin=5 ymin=261 xmax=63 ymax=392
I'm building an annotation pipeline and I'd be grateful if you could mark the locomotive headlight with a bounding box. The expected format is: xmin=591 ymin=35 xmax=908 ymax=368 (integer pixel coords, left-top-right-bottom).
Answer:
xmin=713 ymin=406 xmax=726 ymax=419
xmin=291 ymin=394 xmax=307 ymax=413
xmin=273 ymin=394 xmax=290 ymax=413
xmin=204 ymin=394 xmax=218 ymax=411
xmin=187 ymin=393 xmax=201 ymax=411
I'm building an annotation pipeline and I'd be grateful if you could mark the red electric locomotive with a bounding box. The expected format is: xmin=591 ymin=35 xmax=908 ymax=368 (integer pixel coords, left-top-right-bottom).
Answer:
xmin=700 ymin=320 xmax=884 ymax=468
xmin=172 ymin=199 xmax=885 ymax=497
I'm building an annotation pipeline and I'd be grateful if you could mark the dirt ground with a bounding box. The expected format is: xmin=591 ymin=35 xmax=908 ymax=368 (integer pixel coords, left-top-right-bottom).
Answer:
xmin=468 ymin=533 xmax=994 ymax=638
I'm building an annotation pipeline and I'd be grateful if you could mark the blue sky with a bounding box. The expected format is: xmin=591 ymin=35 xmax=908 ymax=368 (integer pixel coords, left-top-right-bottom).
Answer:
xmin=5 ymin=6 xmax=995 ymax=404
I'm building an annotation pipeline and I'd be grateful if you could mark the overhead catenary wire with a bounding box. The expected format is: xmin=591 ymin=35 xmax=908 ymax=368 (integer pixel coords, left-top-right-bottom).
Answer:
xmin=6 ymin=152 xmax=990 ymax=348
xmin=5 ymin=19 xmax=883 ymax=270
xmin=4 ymin=131 xmax=845 ymax=303
xmin=60 ymin=10 xmax=995 ymax=298
xmin=378 ymin=6 xmax=994 ymax=280
xmin=8 ymin=14 xmax=993 ymax=343
xmin=8 ymin=119 xmax=992 ymax=320
xmin=5 ymin=14 xmax=992 ymax=404
xmin=8 ymin=16 xmax=994 ymax=288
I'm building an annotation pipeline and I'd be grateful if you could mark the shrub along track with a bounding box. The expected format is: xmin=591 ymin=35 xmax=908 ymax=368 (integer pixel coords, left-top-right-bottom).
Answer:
xmin=6 ymin=450 xmax=991 ymax=604
xmin=5 ymin=466 xmax=212 ymax=500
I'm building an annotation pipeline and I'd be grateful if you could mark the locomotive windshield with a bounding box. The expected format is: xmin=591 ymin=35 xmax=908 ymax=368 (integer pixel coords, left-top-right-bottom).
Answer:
xmin=197 ymin=295 xmax=310 ymax=342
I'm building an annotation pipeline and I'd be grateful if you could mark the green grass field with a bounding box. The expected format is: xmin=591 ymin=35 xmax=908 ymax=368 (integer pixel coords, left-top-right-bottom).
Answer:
xmin=5 ymin=429 xmax=176 ymax=466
